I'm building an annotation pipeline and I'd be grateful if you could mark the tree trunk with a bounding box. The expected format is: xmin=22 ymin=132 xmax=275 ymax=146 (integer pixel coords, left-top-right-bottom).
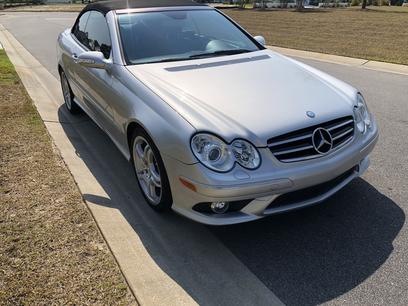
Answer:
xmin=362 ymin=0 xmax=367 ymax=8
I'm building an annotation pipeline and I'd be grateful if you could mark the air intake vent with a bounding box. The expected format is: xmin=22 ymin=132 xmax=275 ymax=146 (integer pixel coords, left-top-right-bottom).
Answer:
xmin=268 ymin=116 xmax=354 ymax=163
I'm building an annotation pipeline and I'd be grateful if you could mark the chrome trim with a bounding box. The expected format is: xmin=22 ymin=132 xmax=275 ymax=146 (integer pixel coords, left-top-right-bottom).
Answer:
xmin=328 ymin=119 xmax=354 ymax=131
xmin=268 ymin=116 xmax=355 ymax=163
xmin=279 ymin=136 xmax=354 ymax=163
xmin=274 ymin=145 xmax=314 ymax=156
xmin=267 ymin=133 xmax=312 ymax=148
xmin=333 ymin=127 xmax=353 ymax=141
xmin=279 ymin=154 xmax=322 ymax=163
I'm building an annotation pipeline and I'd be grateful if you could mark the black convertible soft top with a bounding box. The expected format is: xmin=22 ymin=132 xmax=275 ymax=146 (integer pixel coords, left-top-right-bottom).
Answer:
xmin=83 ymin=0 xmax=207 ymax=15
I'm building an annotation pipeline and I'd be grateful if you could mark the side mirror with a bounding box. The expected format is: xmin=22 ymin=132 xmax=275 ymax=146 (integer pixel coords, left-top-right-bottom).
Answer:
xmin=254 ymin=35 xmax=266 ymax=46
xmin=76 ymin=51 xmax=110 ymax=69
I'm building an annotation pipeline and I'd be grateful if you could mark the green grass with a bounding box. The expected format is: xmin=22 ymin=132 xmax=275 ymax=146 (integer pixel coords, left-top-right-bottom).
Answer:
xmin=224 ymin=7 xmax=408 ymax=65
xmin=0 ymin=50 xmax=19 ymax=85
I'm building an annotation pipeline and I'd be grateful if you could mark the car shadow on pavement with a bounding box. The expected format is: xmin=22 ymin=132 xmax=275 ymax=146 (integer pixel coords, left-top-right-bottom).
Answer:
xmin=58 ymin=106 xmax=404 ymax=306
xmin=211 ymin=178 xmax=405 ymax=306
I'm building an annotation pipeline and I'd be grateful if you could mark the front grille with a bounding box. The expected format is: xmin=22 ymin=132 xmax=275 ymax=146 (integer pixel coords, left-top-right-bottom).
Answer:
xmin=268 ymin=116 xmax=354 ymax=163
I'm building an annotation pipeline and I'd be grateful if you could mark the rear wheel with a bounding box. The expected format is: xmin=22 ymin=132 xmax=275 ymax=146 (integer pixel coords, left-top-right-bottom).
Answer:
xmin=131 ymin=128 xmax=172 ymax=211
xmin=60 ymin=70 xmax=80 ymax=114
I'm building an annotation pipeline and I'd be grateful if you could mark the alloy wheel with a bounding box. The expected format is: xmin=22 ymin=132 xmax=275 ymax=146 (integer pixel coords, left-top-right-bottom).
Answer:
xmin=133 ymin=136 xmax=162 ymax=205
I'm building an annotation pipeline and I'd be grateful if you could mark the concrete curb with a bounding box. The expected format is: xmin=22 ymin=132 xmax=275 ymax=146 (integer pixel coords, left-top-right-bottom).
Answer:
xmin=269 ymin=46 xmax=408 ymax=76
xmin=0 ymin=23 xmax=284 ymax=306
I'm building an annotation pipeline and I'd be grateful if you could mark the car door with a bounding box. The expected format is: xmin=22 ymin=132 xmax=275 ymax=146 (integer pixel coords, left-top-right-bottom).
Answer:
xmin=64 ymin=11 xmax=90 ymax=106
xmin=71 ymin=11 xmax=117 ymax=136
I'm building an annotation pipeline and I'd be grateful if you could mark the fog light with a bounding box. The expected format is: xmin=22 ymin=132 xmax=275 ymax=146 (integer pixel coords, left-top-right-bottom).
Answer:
xmin=210 ymin=201 xmax=229 ymax=214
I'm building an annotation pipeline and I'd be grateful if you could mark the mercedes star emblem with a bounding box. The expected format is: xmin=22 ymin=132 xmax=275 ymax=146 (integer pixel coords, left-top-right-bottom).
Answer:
xmin=312 ymin=128 xmax=333 ymax=154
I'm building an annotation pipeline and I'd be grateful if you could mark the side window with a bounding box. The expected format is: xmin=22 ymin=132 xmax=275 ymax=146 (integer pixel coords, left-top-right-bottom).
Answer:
xmin=72 ymin=11 xmax=90 ymax=47
xmin=85 ymin=11 xmax=112 ymax=59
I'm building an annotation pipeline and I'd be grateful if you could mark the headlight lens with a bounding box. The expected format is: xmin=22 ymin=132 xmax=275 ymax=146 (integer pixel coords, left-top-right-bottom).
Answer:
xmin=191 ymin=134 xmax=234 ymax=172
xmin=354 ymin=93 xmax=371 ymax=133
xmin=191 ymin=134 xmax=261 ymax=172
xmin=231 ymin=139 xmax=261 ymax=169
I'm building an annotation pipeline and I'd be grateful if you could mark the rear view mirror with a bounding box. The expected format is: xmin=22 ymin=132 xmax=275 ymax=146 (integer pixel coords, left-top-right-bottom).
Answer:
xmin=254 ymin=35 xmax=266 ymax=46
xmin=75 ymin=51 xmax=110 ymax=69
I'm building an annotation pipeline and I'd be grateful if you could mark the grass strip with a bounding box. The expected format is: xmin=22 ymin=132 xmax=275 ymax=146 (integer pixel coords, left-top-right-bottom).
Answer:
xmin=225 ymin=8 xmax=408 ymax=65
xmin=0 ymin=49 xmax=136 ymax=305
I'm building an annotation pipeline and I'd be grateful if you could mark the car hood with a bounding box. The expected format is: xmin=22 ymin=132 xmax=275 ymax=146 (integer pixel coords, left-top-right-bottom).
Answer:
xmin=126 ymin=50 xmax=357 ymax=147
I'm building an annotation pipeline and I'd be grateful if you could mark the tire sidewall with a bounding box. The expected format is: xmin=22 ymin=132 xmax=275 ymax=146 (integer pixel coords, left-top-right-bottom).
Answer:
xmin=60 ymin=70 xmax=79 ymax=114
xmin=131 ymin=128 xmax=173 ymax=211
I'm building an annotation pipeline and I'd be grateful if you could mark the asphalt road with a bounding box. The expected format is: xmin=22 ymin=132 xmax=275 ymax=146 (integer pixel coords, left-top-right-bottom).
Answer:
xmin=1 ymin=12 xmax=407 ymax=306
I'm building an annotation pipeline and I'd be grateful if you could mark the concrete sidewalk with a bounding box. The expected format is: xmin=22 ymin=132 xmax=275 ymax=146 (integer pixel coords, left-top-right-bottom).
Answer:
xmin=269 ymin=46 xmax=408 ymax=76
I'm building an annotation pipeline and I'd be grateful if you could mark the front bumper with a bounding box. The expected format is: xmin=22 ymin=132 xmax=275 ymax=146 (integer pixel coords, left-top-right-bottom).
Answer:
xmin=164 ymin=122 xmax=379 ymax=225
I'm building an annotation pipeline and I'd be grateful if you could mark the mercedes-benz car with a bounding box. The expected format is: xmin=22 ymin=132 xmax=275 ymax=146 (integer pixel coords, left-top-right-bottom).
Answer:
xmin=57 ymin=0 xmax=378 ymax=225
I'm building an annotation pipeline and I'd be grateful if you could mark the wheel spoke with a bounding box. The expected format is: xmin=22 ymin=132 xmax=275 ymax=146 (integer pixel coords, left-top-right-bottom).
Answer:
xmin=148 ymin=181 xmax=157 ymax=199
xmin=135 ymin=143 xmax=145 ymax=161
xmin=150 ymin=169 xmax=161 ymax=187
xmin=133 ymin=136 xmax=162 ymax=205
xmin=143 ymin=145 xmax=151 ymax=166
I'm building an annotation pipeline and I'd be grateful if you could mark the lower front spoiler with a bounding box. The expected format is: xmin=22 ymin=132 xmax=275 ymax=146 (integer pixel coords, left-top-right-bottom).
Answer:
xmin=172 ymin=157 xmax=369 ymax=226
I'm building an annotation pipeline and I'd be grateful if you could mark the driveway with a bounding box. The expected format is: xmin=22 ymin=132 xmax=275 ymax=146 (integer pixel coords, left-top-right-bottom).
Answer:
xmin=1 ymin=12 xmax=407 ymax=306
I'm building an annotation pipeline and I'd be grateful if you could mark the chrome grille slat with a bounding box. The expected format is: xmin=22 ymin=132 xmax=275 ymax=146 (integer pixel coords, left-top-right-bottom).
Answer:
xmin=327 ymin=119 xmax=354 ymax=131
xmin=267 ymin=133 xmax=313 ymax=148
xmin=268 ymin=116 xmax=354 ymax=163
xmin=279 ymin=154 xmax=323 ymax=163
xmin=333 ymin=127 xmax=353 ymax=141
xmin=274 ymin=145 xmax=314 ymax=156
xmin=334 ymin=134 xmax=353 ymax=148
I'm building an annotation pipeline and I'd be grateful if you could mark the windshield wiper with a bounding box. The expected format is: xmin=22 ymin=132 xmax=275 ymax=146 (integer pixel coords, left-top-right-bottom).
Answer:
xmin=135 ymin=49 xmax=253 ymax=65
xmin=189 ymin=49 xmax=253 ymax=59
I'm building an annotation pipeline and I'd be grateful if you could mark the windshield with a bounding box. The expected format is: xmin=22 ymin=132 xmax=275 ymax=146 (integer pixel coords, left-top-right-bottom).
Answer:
xmin=117 ymin=10 xmax=262 ymax=65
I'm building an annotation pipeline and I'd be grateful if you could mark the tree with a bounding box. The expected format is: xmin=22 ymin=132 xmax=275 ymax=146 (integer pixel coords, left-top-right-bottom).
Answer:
xmin=238 ymin=0 xmax=250 ymax=8
xmin=362 ymin=0 xmax=367 ymax=8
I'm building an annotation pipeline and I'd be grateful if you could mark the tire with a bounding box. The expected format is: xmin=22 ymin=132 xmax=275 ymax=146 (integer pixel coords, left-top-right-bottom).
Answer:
xmin=131 ymin=128 xmax=173 ymax=211
xmin=60 ymin=70 xmax=80 ymax=114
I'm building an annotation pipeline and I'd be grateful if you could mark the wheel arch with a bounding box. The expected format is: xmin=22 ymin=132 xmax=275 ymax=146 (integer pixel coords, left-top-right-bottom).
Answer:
xmin=126 ymin=120 xmax=154 ymax=157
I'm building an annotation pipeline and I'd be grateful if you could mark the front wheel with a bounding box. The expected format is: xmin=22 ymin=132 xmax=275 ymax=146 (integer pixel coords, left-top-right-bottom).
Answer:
xmin=131 ymin=128 xmax=173 ymax=211
xmin=60 ymin=70 xmax=80 ymax=114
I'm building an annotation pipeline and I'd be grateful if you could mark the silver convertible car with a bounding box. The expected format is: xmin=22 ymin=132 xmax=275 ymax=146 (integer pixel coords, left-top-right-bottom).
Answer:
xmin=57 ymin=0 xmax=378 ymax=225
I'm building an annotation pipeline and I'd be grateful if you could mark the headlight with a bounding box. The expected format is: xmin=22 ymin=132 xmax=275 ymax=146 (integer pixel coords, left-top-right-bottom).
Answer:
xmin=354 ymin=93 xmax=371 ymax=133
xmin=191 ymin=133 xmax=261 ymax=172
xmin=231 ymin=139 xmax=261 ymax=170
xmin=191 ymin=134 xmax=235 ymax=172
